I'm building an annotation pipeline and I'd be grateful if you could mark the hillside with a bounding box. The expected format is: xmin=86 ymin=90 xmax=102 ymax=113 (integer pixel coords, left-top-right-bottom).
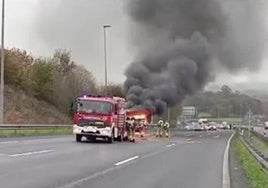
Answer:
xmin=4 ymin=85 xmax=72 ymax=124
xmin=184 ymin=85 xmax=263 ymax=117
xmin=2 ymin=48 xmax=124 ymax=124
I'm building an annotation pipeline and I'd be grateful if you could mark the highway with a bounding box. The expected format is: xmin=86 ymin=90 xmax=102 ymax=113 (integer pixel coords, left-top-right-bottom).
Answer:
xmin=0 ymin=131 xmax=233 ymax=188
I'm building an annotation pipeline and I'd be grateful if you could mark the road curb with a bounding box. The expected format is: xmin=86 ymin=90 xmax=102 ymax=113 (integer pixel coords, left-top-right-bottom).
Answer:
xmin=222 ymin=131 xmax=235 ymax=188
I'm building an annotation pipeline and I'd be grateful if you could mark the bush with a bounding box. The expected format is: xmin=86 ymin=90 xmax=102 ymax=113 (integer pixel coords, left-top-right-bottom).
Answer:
xmin=31 ymin=58 xmax=54 ymax=102
xmin=2 ymin=48 xmax=98 ymax=116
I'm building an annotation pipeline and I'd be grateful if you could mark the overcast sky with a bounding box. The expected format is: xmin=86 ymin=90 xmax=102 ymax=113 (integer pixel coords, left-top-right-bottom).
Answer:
xmin=3 ymin=0 xmax=268 ymax=89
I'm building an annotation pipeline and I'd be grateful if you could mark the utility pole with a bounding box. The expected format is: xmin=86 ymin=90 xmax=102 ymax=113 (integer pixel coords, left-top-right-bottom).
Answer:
xmin=240 ymin=104 xmax=243 ymax=125
xmin=248 ymin=108 xmax=251 ymax=141
xmin=0 ymin=0 xmax=5 ymax=124
xmin=167 ymin=107 xmax=170 ymax=122
xmin=103 ymin=25 xmax=111 ymax=89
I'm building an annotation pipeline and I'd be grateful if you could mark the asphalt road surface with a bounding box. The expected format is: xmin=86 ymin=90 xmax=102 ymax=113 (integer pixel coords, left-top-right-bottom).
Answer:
xmin=0 ymin=131 xmax=233 ymax=188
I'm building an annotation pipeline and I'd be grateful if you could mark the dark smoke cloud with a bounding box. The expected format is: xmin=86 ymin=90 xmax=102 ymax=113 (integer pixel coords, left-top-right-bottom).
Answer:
xmin=124 ymin=0 xmax=265 ymax=115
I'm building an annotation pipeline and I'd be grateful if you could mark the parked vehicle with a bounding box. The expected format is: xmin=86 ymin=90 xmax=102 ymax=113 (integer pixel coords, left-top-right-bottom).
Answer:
xmin=71 ymin=95 xmax=127 ymax=143
xmin=264 ymin=121 xmax=268 ymax=137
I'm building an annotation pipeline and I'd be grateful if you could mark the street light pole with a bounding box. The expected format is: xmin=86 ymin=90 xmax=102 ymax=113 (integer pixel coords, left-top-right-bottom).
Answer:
xmin=0 ymin=0 xmax=5 ymax=124
xmin=103 ymin=25 xmax=111 ymax=89
xmin=167 ymin=107 xmax=170 ymax=122
xmin=248 ymin=108 xmax=251 ymax=141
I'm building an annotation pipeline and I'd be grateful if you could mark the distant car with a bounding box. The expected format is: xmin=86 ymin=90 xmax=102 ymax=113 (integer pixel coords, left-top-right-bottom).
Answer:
xmin=184 ymin=123 xmax=195 ymax=131
xmin=219 ymin=122 xmax=230 ymax=130
xmin=207 ymin=122 xmax=217 ymax=131
xmin=194 ymin=124 xmax=205 ymax=131
xmin=184 ymin=125 xmax=192 ymax=130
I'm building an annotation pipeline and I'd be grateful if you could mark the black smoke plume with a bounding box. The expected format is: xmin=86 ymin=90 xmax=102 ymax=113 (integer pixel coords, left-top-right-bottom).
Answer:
xmin=124 ymin=0 xmax=265 ymax=115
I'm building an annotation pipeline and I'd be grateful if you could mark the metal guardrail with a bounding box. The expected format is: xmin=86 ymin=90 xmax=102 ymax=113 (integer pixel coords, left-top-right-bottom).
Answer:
xmin=252 ymin=129 xmax=268 ymax=143
xmin=239 ymin=135 xmax=268 ymax=173
xmin=0 ymin=124 xmax=72 ymax=130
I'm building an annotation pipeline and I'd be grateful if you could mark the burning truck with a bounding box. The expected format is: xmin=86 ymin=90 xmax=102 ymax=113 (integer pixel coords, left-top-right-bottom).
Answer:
xmin=126 ymin=109 xmax=152 ymax=133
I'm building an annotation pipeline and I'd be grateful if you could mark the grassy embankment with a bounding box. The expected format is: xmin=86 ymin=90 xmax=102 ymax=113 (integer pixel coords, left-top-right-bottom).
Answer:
xmin=232 ymin=136 xmax=268 ymax=188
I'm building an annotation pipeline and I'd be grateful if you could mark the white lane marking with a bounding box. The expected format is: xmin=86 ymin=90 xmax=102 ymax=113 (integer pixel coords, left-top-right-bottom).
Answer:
xmin=222 ymin=132 xmax=235 ymax=188
xmin=0 ymin=141 xmax=19 ymax=144
xmin=185 ymin=133 xmax=194 ymax=137
xmin=166 ymin=143 xmax=176 ymax=147
xmin=60 ymin=145 xmax=178 ymax=188
xmin=115 ymin=156 xmax=139 ymax=166
xmin=214 ymin=135 xmax=220 ymax=138
xmin=186 ymin=138 xmax=193 ymax=141
xmin=9 ymin=150 xmax=55 ymax=157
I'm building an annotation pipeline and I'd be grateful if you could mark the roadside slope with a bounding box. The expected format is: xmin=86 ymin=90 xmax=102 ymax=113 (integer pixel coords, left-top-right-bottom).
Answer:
xmin=4 ymin=85 xmax=71 ymax=124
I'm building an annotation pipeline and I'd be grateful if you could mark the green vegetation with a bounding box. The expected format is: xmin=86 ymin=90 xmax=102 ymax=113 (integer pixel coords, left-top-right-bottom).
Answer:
xmin=185 ymin=85 xmax=263 ymax=118
xmin=233 ymin=136 xmax=268 ymax=188
xmin=0 ymin=127 xmax=72 ymax=137
xmin=3 ymin=48 xmax=124 ymax=123
xmin=250 ymin=134 xmax=268 ymax=157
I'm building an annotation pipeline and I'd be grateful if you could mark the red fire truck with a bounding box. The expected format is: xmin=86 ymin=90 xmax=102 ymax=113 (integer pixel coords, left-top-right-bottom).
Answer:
xmin=71 ymin=95 xmax=127 ymax=143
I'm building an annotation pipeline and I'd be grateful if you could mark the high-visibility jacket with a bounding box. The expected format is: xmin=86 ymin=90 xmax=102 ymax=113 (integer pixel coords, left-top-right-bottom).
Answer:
xmin=157 ymin=120 xmax=164 ymax=127
xmin=163 ymin=121 xmax=170 ymax=129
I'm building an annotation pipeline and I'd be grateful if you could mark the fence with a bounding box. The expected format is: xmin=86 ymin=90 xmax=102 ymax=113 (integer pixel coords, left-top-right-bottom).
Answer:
xmin=238 ymin=127 xmax=268 ymax=172
xmin=0 ymin=124 xmax=72 ymax=137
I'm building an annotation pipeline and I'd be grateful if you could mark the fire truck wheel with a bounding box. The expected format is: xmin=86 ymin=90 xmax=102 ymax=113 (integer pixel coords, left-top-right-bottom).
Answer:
xmin=107 ymin=131 xmax=114 ymax=144
xmin=117 ymin=134 xmax=123 ymax=142
xmin=76 ymin=134 xmax=82 ymax=142
xmin=88 ymin=136 xmax=96 ymax=142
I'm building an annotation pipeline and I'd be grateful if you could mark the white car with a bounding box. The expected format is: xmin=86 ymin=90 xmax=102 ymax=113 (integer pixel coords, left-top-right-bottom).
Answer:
xmin=184 ymin=123 xmax=195 ymax=131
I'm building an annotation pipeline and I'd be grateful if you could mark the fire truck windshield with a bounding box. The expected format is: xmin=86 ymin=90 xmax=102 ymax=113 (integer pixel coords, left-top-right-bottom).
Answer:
xmin=77 ymin=100 xmax=113 ymax=115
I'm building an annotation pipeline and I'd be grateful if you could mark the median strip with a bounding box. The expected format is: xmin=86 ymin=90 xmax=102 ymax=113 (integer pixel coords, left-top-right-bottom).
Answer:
xmin=10 ymin=149 xmax=55 ymax=157
xmin=115 ymin=156 xmax=139 ymax=166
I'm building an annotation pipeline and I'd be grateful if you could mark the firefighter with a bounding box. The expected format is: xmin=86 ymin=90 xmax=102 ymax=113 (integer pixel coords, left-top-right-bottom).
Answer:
xmin=125 ymin=117 xmax=136 ymax=142
xmin=139 ymin=120 xmax=145 ymax=138
xmin=129 ymin=117 xmax=136 ymax=142
xmin=163 ymin=120 xmax=170 ymax=138
xmin=125 ymin=117 xmax=131 ymax=141
xmin=156 ymin=119 xmax=164 ymax=137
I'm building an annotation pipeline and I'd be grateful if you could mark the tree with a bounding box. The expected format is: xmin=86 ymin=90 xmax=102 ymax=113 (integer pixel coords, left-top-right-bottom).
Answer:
xmin=53 ymin=49 xmax=75 ymax=76
xmin=221 ymin=85 xmax=233 ymax=96
xmin=51 ymin=64 xmax=97 ymax=113
xmin=99 ymin=84 xmax=124 ymax=97
xmin=3 ymin=48 xmax=35 ymax=91
xmin=185 ymin=87 xmax=263 ymax=117
xmin=31 ymin=58 xmax=54 ymax=102
xmin=68 ymin=65 xmax=97 ymax=96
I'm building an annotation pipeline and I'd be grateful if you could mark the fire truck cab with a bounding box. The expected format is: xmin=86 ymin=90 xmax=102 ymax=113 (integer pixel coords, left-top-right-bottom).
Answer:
xmin=72 ymin=95 xmax=126 ymax=143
